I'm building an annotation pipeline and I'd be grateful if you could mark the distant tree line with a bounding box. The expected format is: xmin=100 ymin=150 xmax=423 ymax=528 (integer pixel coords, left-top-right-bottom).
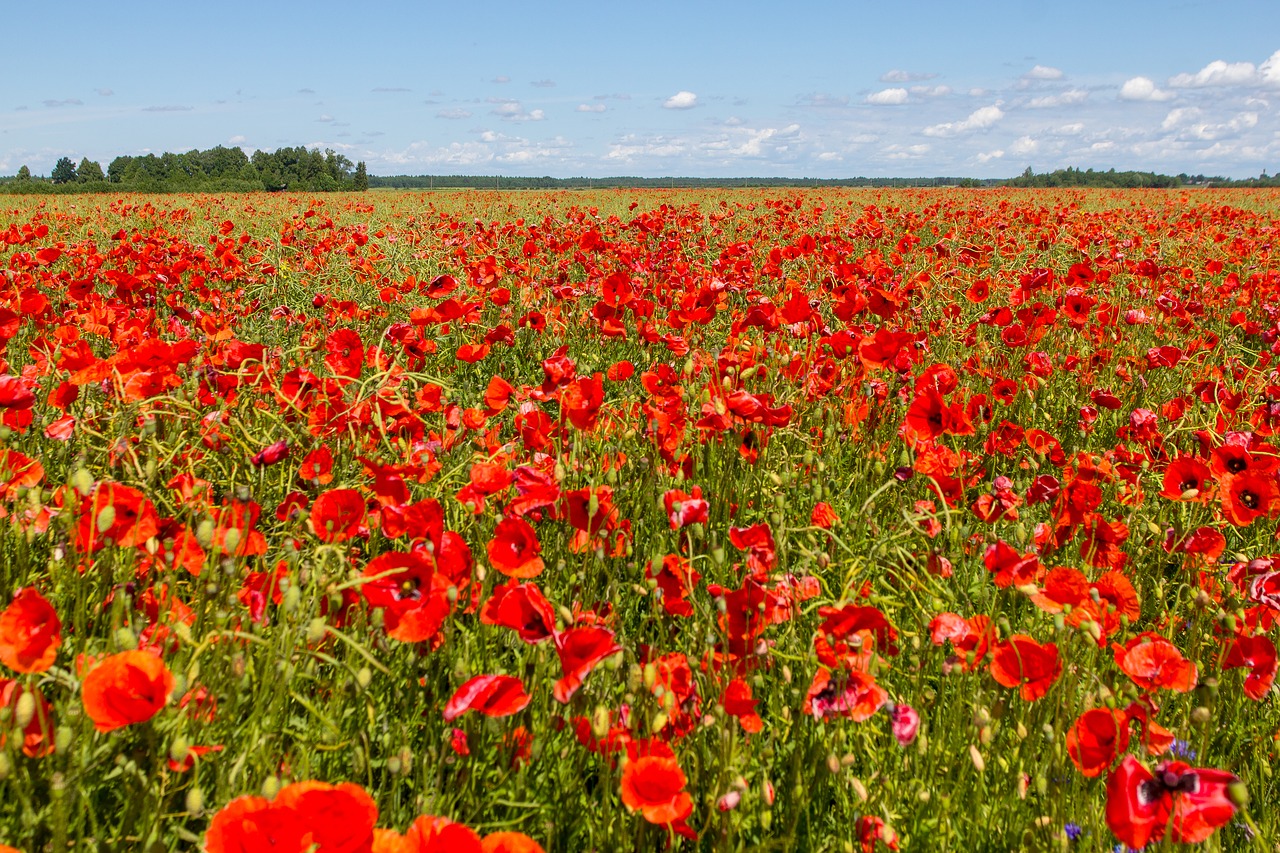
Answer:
xmin=3 ymin=156 xmax=1276 ymax=193
xmin=0 ymin=146 xmax=368 ymax=193
xmin=1004 ymin=166 xmax=1280 ymax=189
xmin=368 ymin=174 xmax=1002 ymax=190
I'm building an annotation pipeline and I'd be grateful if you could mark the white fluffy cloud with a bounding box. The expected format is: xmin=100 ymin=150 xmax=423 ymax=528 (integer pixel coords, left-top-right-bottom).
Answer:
xmin=923 ymin=104 xmax=1004 ymax=137
xmin=663 ymin=91 xmax=698 ymax=110
xmin=866 ymin=88 xmax=908 ymax=105
xmin=576 ymin=103 xmax=605 ymax=113
xmin=1119 ymin=77 xmax=1173 ymax=101
xmin=1027 ymin=89 xmax=1087 ymax=108
xmin=1024 ymin=65 xmax=1064 ymax=81
xmin=1169 ymin=60 xmax=1259 ymax=88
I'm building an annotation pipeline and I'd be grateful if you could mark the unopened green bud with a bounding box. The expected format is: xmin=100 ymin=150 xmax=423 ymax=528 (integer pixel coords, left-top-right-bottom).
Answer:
xmin=96 ymin=505 xmax=116 ymax=533
xmin=307 ymin=617 xmax=327 ymax=644
xmin=185 ymin=786 xmax=205 ymax=816
xmin=14 ymin=691 xmax=36 ymax=728
xmin=261 ymin=775 xmax=280 ymax=799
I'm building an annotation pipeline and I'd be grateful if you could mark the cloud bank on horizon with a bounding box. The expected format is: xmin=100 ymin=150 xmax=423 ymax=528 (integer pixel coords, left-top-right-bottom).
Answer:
xmin=4 ymin=1 xmax=1279 ymax=179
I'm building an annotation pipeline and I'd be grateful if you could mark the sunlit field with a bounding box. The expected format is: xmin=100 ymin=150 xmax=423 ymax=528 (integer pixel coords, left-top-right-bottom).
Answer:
xmin=1 ymin=188 xmax=1278 ymax=851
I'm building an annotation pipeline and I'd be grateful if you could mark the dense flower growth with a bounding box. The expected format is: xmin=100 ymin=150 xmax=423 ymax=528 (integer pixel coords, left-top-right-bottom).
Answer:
xmin=0 ymin=188 xmax=1275 ymax=850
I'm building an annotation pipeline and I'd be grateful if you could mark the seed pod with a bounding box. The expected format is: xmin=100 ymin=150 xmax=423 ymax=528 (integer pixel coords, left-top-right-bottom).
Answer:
xmin=96 ymin=505 xmax=117 ymax=534
xmin=14 ymin=691 xmax=36 ymax=729
xmin=185 ymin=786 xmax=205 ymax=816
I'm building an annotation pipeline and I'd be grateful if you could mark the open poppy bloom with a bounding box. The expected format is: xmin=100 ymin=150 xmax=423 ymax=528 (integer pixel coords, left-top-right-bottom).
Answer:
xmin=552 ymin=626 xmax=622 ymax=703
xmin=206 ymin=780 xmax=377 ymax=853
xmin=620 ymin=741 xmax=695 ymax=837
xmin=1106 ymin=755 xmax=1241 ymax=847
xmin=0 ymin=587 xmax=61 ymax=673
xmin=1113 ymin=633 xmax=1197 ymax=693
xmin=487 ymin=516 xmax=545 ymax=579
xmin=81 ymin=649 xmax=174 ymax=733
xmin=310 ymin=488 xmax=367 ymax=543
xmin=480 ymin=581 xmax=556 ymax=643
xmin=805 ymin=668 xmax=888 ymax=721
xmin=1066 ymin=707 xmax=1130 ymax=777
xmin=442 ymin=674 xmax=532 ymax=722
xmin=989 ymin=635 xmax=1061 ymax=701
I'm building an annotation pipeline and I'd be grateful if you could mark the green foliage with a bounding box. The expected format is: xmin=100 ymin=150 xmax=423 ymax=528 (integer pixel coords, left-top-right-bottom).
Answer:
xmin=76 ymin=158 xmax=105 ymax=183
xmin=15 ymin=165 xmax=31 ymax=182
xmin=50 ymin=157 xmax=77 ymax=184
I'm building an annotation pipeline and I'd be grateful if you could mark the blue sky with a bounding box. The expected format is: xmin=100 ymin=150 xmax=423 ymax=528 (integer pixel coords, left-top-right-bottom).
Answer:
xmin=4 ymin=0 xmax=1279 ymax=178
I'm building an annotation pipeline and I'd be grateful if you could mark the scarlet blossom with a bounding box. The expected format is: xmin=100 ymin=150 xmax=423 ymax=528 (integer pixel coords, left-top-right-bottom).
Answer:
xmin=487 ymin=516 xmax=545 ymax=579
xmin=1066 ymin=708 xmax=1130 ymax=777
xmin=206 ymin=780 xmax=377 ymax=853
xmin=805 ymin=667 xmax=888 ymax=721
xmin=310 ymin=488 xmax=366 ymax=543
xmin=0 ymin=587 xmax=61 ymax=673
xmin=620 ymin=743 xmax=695 ymax=830
xmin=647 ymin=554 xmax=700 ymax=618
xmin=361 ymin=548 xmax=454 ymax=644
xmin=810 ymin=501 xmax=840 ymax=529
xmin=552 ymin=626 xmax=622 ymax=703
xmin=1160 ymin=455 xmax=1212 ymax=500
xmin=983 ymin=541 xmax=1042 ymax=588
xmin=481 ymin=831 xmax=546 ymax=853
xmin=1113 ymin=633 xmax=1197 ymax=693
xmin=443 ymin=674 xmax=532 ymax=722
xmin=1221 ymin=634 xmax=1277 ymax=700
xmin=250 ymin=439 xmax=290 ymax=467
xmin=722 ymin=677 xmax=763 ymax=734
xmin=75 ymin=482 xmax=160 ymax=552
xmin=480 ymin=581 xmax=556 ymax=643
xmin=857 ymin=815 xmax=900 ymax=852
xmin=0 ymin=679 xmax=54 ymax=757
xmin=1219 ymin=470 xmax=1279 ymax=526
xmin=989 ymin=635 xmax=1061 ymax=701
xmin=663 ymin=486 xmax=709 ymax=530
xmin=1106 ymin=755 xmax=1240 ymax=847
xmin=81 ymin=650 xmax=174 ymax=733
xmin=927 ymin=612 xmax=995 ymax=671
xmin=385 ymin=816 xmax=483 ymax=853
xmin=561 ymin=372 xmax=604 ymax=430
xmin=324 ymin=328 xmax=365 ymax=379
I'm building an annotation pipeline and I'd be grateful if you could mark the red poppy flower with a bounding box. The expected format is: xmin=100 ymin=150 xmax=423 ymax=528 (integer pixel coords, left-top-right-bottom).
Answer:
xmin=722 ymin=677 xmax=762 ymax=733
xmin=857 ymin=815 xmax=900 ymax=852
xmin=805 ymin=667 xmax=888 ymax=721
xmin=561 ymin=372 xmax=604 ymax=431
xmin=553 ymin=626 xmax=622 ymax=703
xmin=620 ymin=745 xmax=694 ymax=827
xmin=250 ymin=439 xmax=290 ymax=467
xmin=983 ymin=541 xmax=1043 ymax=588
xmin=927 ymin=612 xmax=995 ymax=671
xmin=81 ymin=650 xmax=174 ymax=732
xmin=275 ymin=780 xmax=378 ymax=853
xmin=989 ymin=635 xmax=1061 ymax=701
xmin=0 ymin=587 xmax=61 ymax=673
xmin=487 ymin=516 xmax=545 ymax=579
xmin=481 ymin=831 xmax=546 ymax=853
xmin=378 ymin=815 xmax=483 ymax=853
xmin=443 ymin=674 xmax=532 ymax=722
xmin=480 ymin=581 xmax=556 ymax=643
xmin=1219 ymin=470 xmax=1279 ymax=526
xmin=810 ymin=501 xmax=840 ymax=528
xmin=311 ymin=488 xmax=366 ymax=543
xmin=324 ymin=328 xmax=365 ymax=379
xmin=361 ymin=548 xmax=454 ymax=644
xmin=647 ymin=554 xmax=700 ymax=618
xmin=0 ymin=679 xmax=54 ymax=757
xmin=1160 ymin=455 xmax=1213 ymax=501
xmin=75 ymin=482 xmax=160 ymax=552
xmin=1221 ymin=634 xmax=1277 ymax=700
xmin=1113 ymin=633 xmax=1197 ymax=693
xmin=663 ymin=486 xmax=709 ymax=530
xmin=1106 ymin=755 xmax=1240 ymax=847
xmin=204 ymin=794 xmax=310 ymax=852
xmin=1066 ymin=707 xmax=1130 ymax=777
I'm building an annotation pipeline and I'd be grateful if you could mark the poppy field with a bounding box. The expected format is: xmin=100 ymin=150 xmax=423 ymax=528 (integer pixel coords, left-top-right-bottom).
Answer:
xmin=1 ymin=187 xmax=1279 ymax=851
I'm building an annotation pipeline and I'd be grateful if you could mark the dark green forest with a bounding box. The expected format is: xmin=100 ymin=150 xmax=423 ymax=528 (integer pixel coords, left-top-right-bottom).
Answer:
xmin=2 ymin=146 xmax=368 ymax=194
xmin=2 ymin=147 xmax=1276 ymax=192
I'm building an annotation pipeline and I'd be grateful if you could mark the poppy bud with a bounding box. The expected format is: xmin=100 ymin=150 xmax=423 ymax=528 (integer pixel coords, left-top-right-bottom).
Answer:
xmin=850 ymin=777 xmax=868 ymax=801
xmin=969 ymin=744 xmax=985 ymax=772
xmin=1227 ymin=780 xmax=1249 ymax=807
xmin=1190 ymin=706 xmax=1211 ymax=728
xmin=14 ymin=691 xmax=36 ymax=729
xmin=261 ymin=775 xmax=280 ymax=799
xmin=826 ymin=753 xmax=841 ymax=774
xmin=114 ymin=627 xmax=137 ymax=651
xmin=55 ymin=726 xmax=73 ymax=753
xmin=169 ymin=736 xmax=190 ymax=766
xmin=356 ymin=667 xmax=372 ymax=689
xmin=185 ymin=786 xmax=205 ymax=816
xmin=307 ymin=617 xmax=327 ymax=643
xmin=222 ymin=528 xmax=242 ymax=554
xmin=96 ymin=505 xmax=116 ymax=534
xmin=73 ymin=468 xmax=93 ymax=496
xmin=0 ymin=752 xmax=10 ymax=780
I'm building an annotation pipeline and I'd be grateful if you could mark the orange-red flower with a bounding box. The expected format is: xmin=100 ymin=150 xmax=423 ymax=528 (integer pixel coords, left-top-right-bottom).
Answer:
xmin=442 ymin=674 xmax=532 ymax=722
xmin=1113 ymin=633 xmax=1197 ymax=693
xmin=553 ymin=626 xmax=622 ymax=703
xmin=81 ymin=650 xmax=174 ymax=732
xmin=805 ymin=668 xmax=887 ymax=721
xmin=0 ymin=587 xmax=61 ymax=673
xmin=310 ymin=488 xmax=367 ymax=543
xmin=0 ymin=679 xmax=54 ymax=757
xmin=206 ymin=780 xmax=377 ymax=853
xmin=1106 ymin=756 xmax=1239 ymax=847
xmin=487 ymin=516 xmax=545 ymax=579
xmin=1066 ymin=707 xmax=1130 ymax=777
xmin=989 ymin=635 xmax=1061 ymax=701
xmin=620 ymin=745 xmax=694 ymax=828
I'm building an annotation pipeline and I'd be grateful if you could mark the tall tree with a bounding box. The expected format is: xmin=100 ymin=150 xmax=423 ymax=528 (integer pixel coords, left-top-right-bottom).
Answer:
xmin=353 ymin=161 xmax=368 ymax=192
xmin=77 ymin=158 xmax=105 ymax=182
xmin=15 ymin=166 xmax=31 ymax=182
xmin=51 ymin=157 xmax=77 ymax=184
